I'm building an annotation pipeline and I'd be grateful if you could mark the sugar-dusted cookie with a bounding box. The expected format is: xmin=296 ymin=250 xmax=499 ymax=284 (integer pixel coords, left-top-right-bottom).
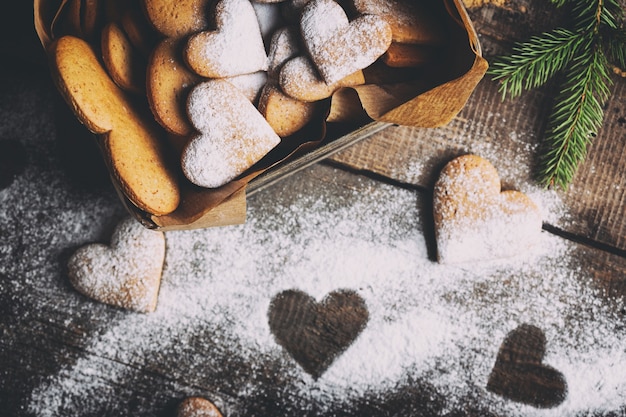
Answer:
xmin=101 ymin=22 xmax=145 ymax=94
xmin=433 ymin=155 xmax=542 ymax=264
xmin=51 ymin=36 xmax=180 ymax=215
xmin=142 ymin=0 xmax=212 ymax=38
xmin=300 ymin=0 xmax=392 ymax=83
xmin=267 ymin=26 xmax=301 ymax=78
xmin=185 ymin=0 xmax=268 ymax=78
xmin=67 ymin=217 xmax=166 ymax=313
xmin=147 ymin=38 xmax=200 ymax=136
xmin=258 ymin=83 xmax=318 ymax=136
xmin=227 ymin=71 xmax=268 ymax=103
xmin=279 ymin=55 xmax=365 ymax=102
xmin=350 ymin=0 xmax=446 ymax=45
xmin=251 ymin=1 xmax=285 ymax=43
xmin=181 ymin=79 xmax=281 ymax=188
xmin=177 ymin=397 xmax=223 ymax=417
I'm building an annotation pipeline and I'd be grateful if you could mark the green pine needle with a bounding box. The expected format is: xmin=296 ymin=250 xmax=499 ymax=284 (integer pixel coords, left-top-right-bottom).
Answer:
xmin=489 ymin=28 xmax=585 ymax=99
xmin=537 ymin=45 xmax=612 ymax=188
xmin=486 ymin=0 xmax=625 ymax=189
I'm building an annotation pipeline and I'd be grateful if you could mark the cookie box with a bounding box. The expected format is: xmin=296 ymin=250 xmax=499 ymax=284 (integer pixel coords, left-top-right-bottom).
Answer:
xmin=34 ymin=0 xmax=487 ymax=231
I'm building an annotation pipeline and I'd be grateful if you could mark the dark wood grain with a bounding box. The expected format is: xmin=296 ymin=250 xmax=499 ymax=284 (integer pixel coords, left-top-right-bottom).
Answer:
xmin=1 ymin=1 xmax=626 ymax=416
xmin=329 ymin=0 xmax=626 ymax=252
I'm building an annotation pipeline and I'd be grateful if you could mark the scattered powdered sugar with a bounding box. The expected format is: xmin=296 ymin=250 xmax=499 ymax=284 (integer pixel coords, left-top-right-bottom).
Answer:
xmin=23 ymin=167 xmax=626 ymax=416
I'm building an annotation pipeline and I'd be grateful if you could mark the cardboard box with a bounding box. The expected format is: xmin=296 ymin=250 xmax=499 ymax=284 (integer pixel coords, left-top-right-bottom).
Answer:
xmin=35 ymin=0 xmax=487 ymax=230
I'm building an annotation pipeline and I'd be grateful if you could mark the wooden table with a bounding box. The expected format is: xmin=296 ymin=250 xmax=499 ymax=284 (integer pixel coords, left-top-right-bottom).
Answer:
xmin=1 ymin=1 xmax=625 ymax=416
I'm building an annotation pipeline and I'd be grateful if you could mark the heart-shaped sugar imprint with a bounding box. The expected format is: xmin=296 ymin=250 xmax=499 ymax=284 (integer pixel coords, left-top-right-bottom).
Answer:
xmin=181 ymin=79 xmax=281 ymax=188
xmin=487 ymin=324 xmax=567 ymax=408
xmin=433 ymin=154 xmax=542 ymax=264
xmin=184 ymin=0 xmax=268 ymax=78
xmin=300 ymin=0 xmax=392 ymax=84
xmin=268 ymin=289 xmax=369 ymax=378
xmin=67 ymin=217 xmax=166 ymax=313
xmin=177 ymin=397 xmax=223 ymax=417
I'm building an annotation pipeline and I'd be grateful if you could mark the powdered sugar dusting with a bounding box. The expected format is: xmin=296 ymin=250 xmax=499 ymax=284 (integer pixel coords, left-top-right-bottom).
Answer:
xmin=300 ymin=0 xmax=392 ymax=83
xmin=185 ymin=0 xmax=268 ymax=78
xmin=433 ymin=155 xmax=543 ymax=264
xmin=23 ymin=166 xmax=626 ymax=416
xmin=181 ymin=79 xmax=281 ymax=187
xmin=67 ymin=217 xmax=165 ymax=313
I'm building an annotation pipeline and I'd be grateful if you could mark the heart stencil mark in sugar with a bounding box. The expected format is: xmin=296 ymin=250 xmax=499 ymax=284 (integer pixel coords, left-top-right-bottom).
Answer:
xmin=184 ymin=0 xmax=268 ymax=78
xmin=67 ymin=217 xmax=166 ymax=313
xmin=0 ymin=139 xmax=27 ymax=190
xmin=268 ymin=289 xmax=369 ymax=378
xmin=433 ymin=154 xmax=543 ymax=264
xmin=300 ymin=0 xmax=392 ymax=83
xmin=487 ymin=324 xmax=567 ymax=408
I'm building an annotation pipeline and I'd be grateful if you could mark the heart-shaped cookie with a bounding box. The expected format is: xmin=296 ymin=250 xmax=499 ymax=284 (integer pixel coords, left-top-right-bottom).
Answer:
xmin=300 ymin=0 xmax=392 ymax=83
xmin=487 ymin=324 xmax=567 ymax=408
xmin=181 ymin=79 xmax=281 ymax=188
xmin=268 ymin=289 xmax=369 ymax=378
xmin=177 ymin=397 xmax=223 ymax=417
xmin=433 ymin=154 xmax=542 ymax=264
xmin=279 ymin=55 xmax=365 ymax=102
xmin=67 ymin=217 xmax=166 ymax=313
xmin=184 ymin=0 xmax=268 ymax=78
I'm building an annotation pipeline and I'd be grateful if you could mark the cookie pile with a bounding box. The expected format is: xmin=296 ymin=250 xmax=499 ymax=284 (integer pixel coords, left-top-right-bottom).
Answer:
xmin=47 ymin=0 xmax=446 ymax=216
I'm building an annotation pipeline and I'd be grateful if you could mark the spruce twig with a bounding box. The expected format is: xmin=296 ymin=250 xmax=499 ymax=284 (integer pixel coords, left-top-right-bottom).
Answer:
xmin=487 ymin=0 xmax=625 ymax=189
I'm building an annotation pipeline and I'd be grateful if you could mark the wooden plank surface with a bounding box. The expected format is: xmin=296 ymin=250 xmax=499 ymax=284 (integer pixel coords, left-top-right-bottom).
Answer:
xmin=330 ymin=0 xmax=626 ymax=253
xmin=1 ymin=0 xmax=626 ymax=416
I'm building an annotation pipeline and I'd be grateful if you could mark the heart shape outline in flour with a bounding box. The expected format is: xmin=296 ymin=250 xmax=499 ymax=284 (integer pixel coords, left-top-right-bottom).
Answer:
xmin=268 ymin=289 xmax=369 ymax=379
xmin=487 ymin=324 xmax=568 ymax=408
xmin=67 ymin=217 xmax=166 ymax=313
xmin=300 ymin=0 xmax=392 ymax=84
xmin=181 ymin=79 xmax=281 ymax=188
xmin=433 ymin=154 xmax=543 ymax=264
xmin=184 ymin=0 xmax=268 ymax=78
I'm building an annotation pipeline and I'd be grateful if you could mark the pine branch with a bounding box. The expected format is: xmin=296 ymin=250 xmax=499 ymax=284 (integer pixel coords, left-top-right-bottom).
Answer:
xmin=536 ymin=45 xmax=612 ymax=188
xmin=487 ymin=29 xmax=585 ymax=99
xmin=604 ymin=28 xmax=626 ymax=69
xmin=487 ymin=0 xmax=625 ymax=189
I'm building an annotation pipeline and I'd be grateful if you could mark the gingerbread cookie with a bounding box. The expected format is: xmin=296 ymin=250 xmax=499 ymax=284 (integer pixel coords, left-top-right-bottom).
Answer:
xmin=184 ymin=0 xmax=268 ymax=78
xmin=279 ymin=55 xmax=365 ymax=102
xmin=50 ymin=36 xmax=181 ymax=215
xmin=142 ymin=0 xmax=212 ymax=38
xmin=300 ymin=0 xmax=392 ymax=83
xmin=67 ymin=217 xmax=166 ymax=313
xmin=181 ymin=79 xmax=281 ymax=188
xmin=147 ymin=38 xmax=201 ymax=137
xmin=267 ymin=26 xmax=301 ymax=78
xmin=258 ymin=83 xmax=318 ymax=136
xmin=433 ymin=155 xmax=542 ymax=264
xmin=101 ymin=22 xmax=146 ymax=94
xmin=226 ymin=71 xmax=268 ymax=103
xmin=350 ymin=0 xmax=446 ymax=45
xmin=177 ymin=397 xmax=223 ymax=417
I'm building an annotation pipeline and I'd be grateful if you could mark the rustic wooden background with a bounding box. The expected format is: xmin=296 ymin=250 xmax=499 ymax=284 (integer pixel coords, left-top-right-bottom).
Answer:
xmin=0 ymin=0 xmax=625 ymax=416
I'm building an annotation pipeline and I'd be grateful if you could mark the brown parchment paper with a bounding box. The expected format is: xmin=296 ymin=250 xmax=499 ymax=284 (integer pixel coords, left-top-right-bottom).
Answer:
xmin=35 ymin=0 xmax=487 ymax=231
